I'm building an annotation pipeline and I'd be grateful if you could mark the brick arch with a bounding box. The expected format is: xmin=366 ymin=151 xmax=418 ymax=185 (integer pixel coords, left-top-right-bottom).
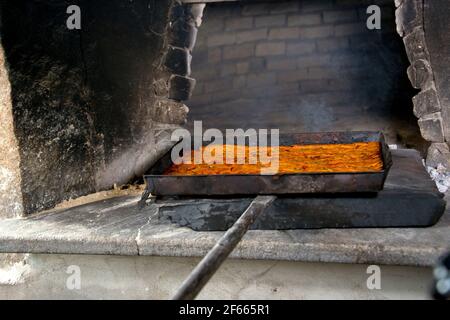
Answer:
xmin=395 ymin=0 xmax=450 ymax=168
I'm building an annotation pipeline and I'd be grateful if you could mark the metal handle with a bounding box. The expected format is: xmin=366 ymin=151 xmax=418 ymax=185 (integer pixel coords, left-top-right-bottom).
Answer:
xmin=171 ymin=195 xmax=276 ymax=300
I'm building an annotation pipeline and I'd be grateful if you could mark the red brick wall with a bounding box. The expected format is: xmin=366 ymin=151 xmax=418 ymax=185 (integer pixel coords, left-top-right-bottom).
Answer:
xmin=188 ymin=0 xmax=419 ymax=139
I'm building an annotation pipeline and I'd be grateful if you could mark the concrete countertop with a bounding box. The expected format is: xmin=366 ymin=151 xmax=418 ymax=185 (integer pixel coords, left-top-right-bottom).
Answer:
xmin=0 ymin=193 xmax=448 ymax=267
xmin=0 ymin=150 xmax=449 ymax=267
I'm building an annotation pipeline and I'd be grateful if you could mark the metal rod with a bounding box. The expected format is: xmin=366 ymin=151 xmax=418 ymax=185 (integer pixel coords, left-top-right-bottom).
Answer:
xmin=171 ymin=195 xmax=277 ymax=300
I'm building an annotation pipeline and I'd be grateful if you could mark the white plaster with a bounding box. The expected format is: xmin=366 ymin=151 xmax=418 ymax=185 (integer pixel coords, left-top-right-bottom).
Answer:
xmin=0 ymin=254 xmax=432 ymax=300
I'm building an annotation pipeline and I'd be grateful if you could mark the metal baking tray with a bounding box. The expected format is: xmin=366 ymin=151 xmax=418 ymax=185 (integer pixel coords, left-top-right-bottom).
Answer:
xmin=144 ymin=132 xmax=392 ymax=196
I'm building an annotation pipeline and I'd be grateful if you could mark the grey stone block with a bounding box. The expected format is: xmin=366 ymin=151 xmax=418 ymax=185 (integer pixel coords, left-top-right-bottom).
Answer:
xmin=169 ymin=20 xmax=198 ymax=51
xmin=189 ymin=4 xmax=206 ymax=28
xmin=225 ymin=17 xmax=253 ymax=31
xmin=235 ymin=28 xmax=268 ymax=44
xmin=153 ymin=99 xmax=189 ymax=125
xmin=270 ymin=1 xmax=300 ymax=14
xmin=403 ymin=27 xmax=429 ymax=63
xmin=300 ymin=25 xmax=334 ymax=39
xmin=394 ymin=0 xmax=404 ymax=8
xmin=286 ymin=42 xmax=316 ymax=55
xmin=323 ymin=9 xmax=358 ymax=24
xmin=423 ymin=0 xmax=450 ymax=143
xmin=170 ymin=2 xmax=205 ymax=28
xmin=418 ymin=112 xmax=445 ymax=142
xmin=334 ymin=23 xmax=366 ymax=37
xmin=169 ymin=75 xmax=196 ymax=101
xmin=317 ymin=38 xmax=349 ymax=53
xmin=242 ymin=3 xmax=270 ymax=16
xmin=395 ymin=0 xmax=423 ymax=36
xmin=256 ymin=42 xmax=286 ymax=56
xmin=427 ymin=143 xmax=450 ymax=169
xmin=207 ymin=33 xmax=236 ymax=47
xmin=223 ymin=43 xmax=255 ymax=60
xmin=256 ymin=14 xmax=286 ymax=28
xmin=164 ymin=46 xmax=192 ymax=76
xmin=413 ymin=88 xmax=441 ymax=118
xmin=268 ymin=27 xmax=300 ymax=40
xmin=287 ymin=13 xmax=321 ymax=27
xmin=407 ymin=59 xmax=433 ymax=90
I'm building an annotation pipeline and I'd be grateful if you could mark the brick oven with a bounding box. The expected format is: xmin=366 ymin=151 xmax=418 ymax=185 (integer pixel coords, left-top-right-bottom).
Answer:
xmin=0 ymin=0 xmax=449 ymax=300
xmin=0 ymin=0 xmax=449 ymax=216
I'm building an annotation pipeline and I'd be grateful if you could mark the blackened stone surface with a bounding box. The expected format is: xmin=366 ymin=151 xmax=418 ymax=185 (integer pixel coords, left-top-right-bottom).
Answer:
xmin=0 ymin=0 xmax=174 ymax=214
xmin=171 ymin=2 xmax=205 ymax=28
xmin=0 ymin=150 xmax=448 ymax=267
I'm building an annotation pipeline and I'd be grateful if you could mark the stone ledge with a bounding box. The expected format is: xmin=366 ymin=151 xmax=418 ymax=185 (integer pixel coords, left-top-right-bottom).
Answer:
xmin=0 ymin=150 xmax=448 ymax=267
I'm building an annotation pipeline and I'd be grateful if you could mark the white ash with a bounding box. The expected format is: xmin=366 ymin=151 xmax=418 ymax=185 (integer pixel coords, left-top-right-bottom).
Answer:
xmin=427 ymin=164 xmax=450 ymax=193
xmin=0 ymin=256 xmax=30 ymax=285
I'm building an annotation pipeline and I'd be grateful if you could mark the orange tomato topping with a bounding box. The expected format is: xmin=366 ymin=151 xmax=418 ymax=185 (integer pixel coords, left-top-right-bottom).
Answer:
xmin=164 ymin=142 xmax=383 ymax=176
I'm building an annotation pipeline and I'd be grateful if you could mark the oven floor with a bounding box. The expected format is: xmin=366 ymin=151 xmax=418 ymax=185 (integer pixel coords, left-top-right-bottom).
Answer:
xmin=157 ymin=149 xmax=445 ymax=231
xmin=0 ymin=149 xmax=448 ymax=267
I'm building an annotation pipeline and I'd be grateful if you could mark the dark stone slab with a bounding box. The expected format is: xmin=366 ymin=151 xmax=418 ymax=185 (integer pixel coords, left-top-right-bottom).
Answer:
xmin=158 ymin=149 xmax=446 ymax=231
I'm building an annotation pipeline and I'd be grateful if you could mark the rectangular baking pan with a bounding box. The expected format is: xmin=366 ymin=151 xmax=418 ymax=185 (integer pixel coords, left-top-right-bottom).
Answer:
xmin=144 ymin=131 xmax=392 ymax=196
